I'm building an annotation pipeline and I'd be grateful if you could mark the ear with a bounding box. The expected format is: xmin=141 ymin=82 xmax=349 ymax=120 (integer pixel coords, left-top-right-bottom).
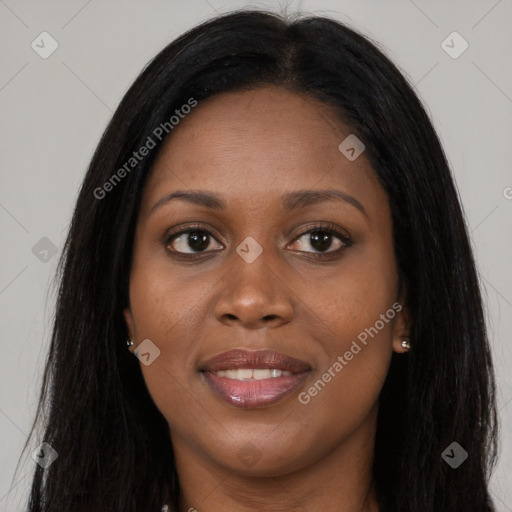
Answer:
xmin=123 ymin=307 xmax=136 ymax=353
xmin=391 ymin=292 xmax=412 ymax=354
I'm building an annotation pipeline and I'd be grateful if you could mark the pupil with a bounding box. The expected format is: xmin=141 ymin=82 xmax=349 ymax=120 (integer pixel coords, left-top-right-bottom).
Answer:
xmin=188 ymin=231 xmax=209 ymax=251
xmin=311 ymin=232 xmax=331 ymax=252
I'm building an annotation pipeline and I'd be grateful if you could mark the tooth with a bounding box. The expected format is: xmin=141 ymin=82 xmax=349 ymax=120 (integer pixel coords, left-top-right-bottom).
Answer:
xmin=253 ymin=369 xmax=271 ymax=380
xmin=213 ymin=369 xmax=295 ymax=379
xmin=236 ymin=369 xmax=253 ymax=380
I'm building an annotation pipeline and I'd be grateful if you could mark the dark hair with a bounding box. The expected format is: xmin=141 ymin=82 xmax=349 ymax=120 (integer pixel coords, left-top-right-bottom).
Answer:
xmin=20 ymin=9 xmax=498 ymax=512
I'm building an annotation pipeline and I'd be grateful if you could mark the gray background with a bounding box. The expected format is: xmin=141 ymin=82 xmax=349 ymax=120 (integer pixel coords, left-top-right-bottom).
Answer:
xmin=0 ymin=0 xmax=511 ymax=510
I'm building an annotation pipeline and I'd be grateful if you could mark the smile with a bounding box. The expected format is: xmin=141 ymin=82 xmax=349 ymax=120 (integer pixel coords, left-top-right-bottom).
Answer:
xmin=199 ymin=348 xmax=312 ymax=409
xmin=211 ymin=368 xmax=293 ymax=379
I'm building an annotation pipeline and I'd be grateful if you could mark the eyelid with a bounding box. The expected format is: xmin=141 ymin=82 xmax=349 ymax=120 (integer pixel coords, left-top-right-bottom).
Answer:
xmin=164 ymin=223 xmax=224 ymax=252
xmin=164 ymin=221 xmax=352 ymax=256
xmin=286 ymin=221 xmax=352 ymax=256
xmin=290 ymin=221 xmax=351 ymax=243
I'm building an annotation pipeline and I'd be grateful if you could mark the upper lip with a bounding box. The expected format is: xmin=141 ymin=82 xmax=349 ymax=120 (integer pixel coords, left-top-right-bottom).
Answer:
xmin=200 ymin=349 xmax=312 ymax=374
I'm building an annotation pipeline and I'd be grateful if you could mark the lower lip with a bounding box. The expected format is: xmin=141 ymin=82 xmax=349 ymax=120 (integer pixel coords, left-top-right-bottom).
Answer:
xmin=202 ymin=371 xmax=310 ymax=409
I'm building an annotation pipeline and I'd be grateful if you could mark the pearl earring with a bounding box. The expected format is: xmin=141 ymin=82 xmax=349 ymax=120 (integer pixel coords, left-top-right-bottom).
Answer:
xmin=126 ymin=339 xmax=134 ymax=348
xmin=401 ymin=339 xmax=411 ymax=351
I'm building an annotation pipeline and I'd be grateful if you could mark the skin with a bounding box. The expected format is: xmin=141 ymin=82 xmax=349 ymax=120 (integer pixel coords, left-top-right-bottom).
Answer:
xmin=124 ymin=86 xmax=411 ymax=512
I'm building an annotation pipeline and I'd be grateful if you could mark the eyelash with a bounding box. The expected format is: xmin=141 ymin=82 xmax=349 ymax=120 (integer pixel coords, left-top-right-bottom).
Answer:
xmin=164 ymin=221 xmax=353 ymax=260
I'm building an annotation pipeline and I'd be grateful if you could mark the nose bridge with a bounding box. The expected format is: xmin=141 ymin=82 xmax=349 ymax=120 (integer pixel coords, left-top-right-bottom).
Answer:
xmin=213 ymin=236 xmax=294 ymax=327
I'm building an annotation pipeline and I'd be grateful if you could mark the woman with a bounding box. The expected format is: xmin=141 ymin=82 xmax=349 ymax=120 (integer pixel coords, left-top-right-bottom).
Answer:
xmin=21 ymin=9 xmax=498 ymax=512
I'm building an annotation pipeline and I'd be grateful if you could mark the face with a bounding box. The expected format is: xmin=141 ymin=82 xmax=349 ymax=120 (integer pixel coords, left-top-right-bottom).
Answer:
xmin=123 ymin=86 xmax=410 ymax=478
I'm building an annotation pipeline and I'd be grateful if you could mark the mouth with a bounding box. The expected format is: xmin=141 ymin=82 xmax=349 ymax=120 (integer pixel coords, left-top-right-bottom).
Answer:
xmin=199 ymin=349 xmax=312 ymax=409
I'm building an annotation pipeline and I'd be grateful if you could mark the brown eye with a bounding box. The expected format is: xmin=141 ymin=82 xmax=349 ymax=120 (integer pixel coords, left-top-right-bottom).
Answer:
xmin=166 ymin=229 xmax=222 ymax=254
xmin=289 ymin=224 xmax=352 ymax=255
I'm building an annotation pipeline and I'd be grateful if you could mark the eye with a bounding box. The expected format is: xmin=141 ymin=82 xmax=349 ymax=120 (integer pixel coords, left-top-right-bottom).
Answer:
xmin=288 ymin=222 xmax=352 ymax=255
xmin=164 ymin=222 xmax=352 ymax=259
xmin=165 ymin=225 xmax=223 ymax=255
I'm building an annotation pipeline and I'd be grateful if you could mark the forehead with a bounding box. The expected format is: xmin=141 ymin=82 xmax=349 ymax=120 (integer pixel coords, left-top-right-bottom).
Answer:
xmin=141 ymin=86 xmax=384 ymax=215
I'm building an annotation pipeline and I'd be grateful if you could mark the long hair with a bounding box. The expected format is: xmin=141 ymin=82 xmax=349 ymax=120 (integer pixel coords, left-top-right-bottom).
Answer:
xmin=20 ymin=9 xmax=498 ymax=511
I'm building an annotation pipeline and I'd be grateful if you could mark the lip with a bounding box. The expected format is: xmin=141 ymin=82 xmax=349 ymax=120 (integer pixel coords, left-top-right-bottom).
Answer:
xmin=200 ymin=349 xmax=311 ymax=374
xmin=200 ymin=349 xmax=312 ymax=409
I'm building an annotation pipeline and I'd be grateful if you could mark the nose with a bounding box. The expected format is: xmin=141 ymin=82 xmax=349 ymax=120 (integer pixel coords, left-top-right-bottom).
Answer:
xmin=213 ymin=252 xmax=294 ymax=329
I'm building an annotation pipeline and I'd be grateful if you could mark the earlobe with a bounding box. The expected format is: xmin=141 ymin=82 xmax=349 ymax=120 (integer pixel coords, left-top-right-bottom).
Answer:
xmin=123 ymin=307 xmax=135 ymax=345
xmin=394 ymin=337 xmax=411 ymax=353
xmin=392 ymin=296 xmax=412 ymax=354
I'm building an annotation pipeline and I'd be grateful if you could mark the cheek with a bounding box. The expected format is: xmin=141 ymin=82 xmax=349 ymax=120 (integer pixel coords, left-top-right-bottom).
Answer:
xmin=296 ymin=242 xmax=398 ymax=424
xmin=306 ymin=240 xmax=398 ymax=351
xmin=127 ymin=251 xmax=230 ymax=422
xmin=128 ymin=272 xmax=205 ymax=434
xmin=129 ymin=271 xmax=204 ymax=369
xmin=128 ymin=244 xmax=215 ymax=340
xmin=297 ymin=293 xmax=395 ymax=446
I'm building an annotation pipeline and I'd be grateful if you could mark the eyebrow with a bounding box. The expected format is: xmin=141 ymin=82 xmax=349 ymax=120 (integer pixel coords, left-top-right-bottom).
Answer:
xmin=148 ymin=189 xmax=367 ymax=217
